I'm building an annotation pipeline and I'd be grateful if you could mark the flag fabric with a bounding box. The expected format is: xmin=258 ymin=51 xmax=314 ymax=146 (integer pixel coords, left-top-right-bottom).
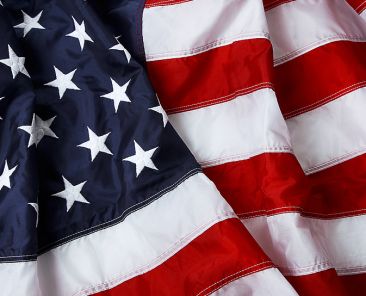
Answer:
xmin=0 ymin=0 xmax=297 ymax=295
xmin=1 ymin=0 xmax=366 ymax=295
xmin=95 ymin=0 xmax=366 ymax=294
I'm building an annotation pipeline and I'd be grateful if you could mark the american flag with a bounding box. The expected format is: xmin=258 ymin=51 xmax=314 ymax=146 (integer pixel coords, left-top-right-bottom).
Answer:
xmin=1 ymin=0 xmax=366 ymax=295
xmin=136 ymin=0 xmax=366 ymax=294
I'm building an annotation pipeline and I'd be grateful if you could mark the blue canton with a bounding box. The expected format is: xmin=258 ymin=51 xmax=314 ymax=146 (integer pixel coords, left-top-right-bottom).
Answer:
xmin=0 ymin=0 xmax=200 ymax=262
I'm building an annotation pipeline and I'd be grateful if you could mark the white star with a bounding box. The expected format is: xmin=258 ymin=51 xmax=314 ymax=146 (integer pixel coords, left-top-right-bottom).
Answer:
xmin=0 ymin=45 xmax=30 ymax=79
xmin=101 ymin=78 xmax=131 ymax=113
xmin=45 ymin=66 xmax=80 ymax=99
xmin=109 ymin=36 xmax=131 ymax=63
xmin=52 ymin=176 xmax=89 ymax=212
xmin=28 ymin=203 xmax=39 ymax=227
xmin=18 ymin=114 xmax=58 ymax=147
xmin=78 ymin=127 xmax=113 ymax=161
xmin=149 ymin=105 xmax=168 ymax=127
xmin=0 ymin=160 xmax=17 ymax=191
xmin=66 ymin=16 xmax=93 ymax=50
xmin=14 ymin=10 xmax=45 ymax=37
xmin=123 ymin=141 xmax=158 ymax=177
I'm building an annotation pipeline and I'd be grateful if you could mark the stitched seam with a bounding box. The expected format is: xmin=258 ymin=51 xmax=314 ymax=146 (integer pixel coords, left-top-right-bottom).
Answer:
xmin=274 ymin=35 xmax=366 ymax=65
xmin=0 ymin=254 xmax=36 ymax=259
xmin=335 ymin=254 xmax=366 ymax=274
xmin=166 ymin=82 xmax=273 ymax=114
xmin=146 ymin=33 xmax=269 ymax=61
xmin=338 ymin=268 xmax=366 ymax=275
xmin=359 ymin=6 xmax=366 ymax=14
xmin=274 ymin=35 xmax=366 ymax=66
xmin=264 ymin=0 xmax=294 ymax=11
xmin=358 ymin=4 xmax=366 ymax=14
xmin=237 ymin=207 xmax=366 ymax=220
xmin=199 ymin=146 xmax=293 ymax=168
xmin=202 ymin=266 xmax=273 ymax=296
xmin=200 ymin=147 xmax=293 ymax=168
xmin=265 ymin=0 xmax=284 ymax=7
xmin=0 ymin=259 xmax=38 ymax=264
xmin=197 ymin=262 xmax=272 ymax=296
xmin=196 ymin=262 xmax=273 ymax=296
xmin=148 ymin=0 xmax=182 ymax=3
xmin=337 ymin=265 xmax=366 ymax=275
xmin=167 ymin=82 xmax=273 ymax=113
xmin=355 ymin=0 xmax=366 ymax=12
xmin=284 ymin=81 xmax=366 ymax=119
xmin=238 ymin=207 xmax=306 ymax=218
xmin=240 ymin=211 xmax=366 ymax=220
xmin=304 ymin=147 xmax=366 ymax=175
xmin=338 ymin=263 xmax=366 ymax=270
xmin=73 ymin=212 xmax=237 ymax=296
xmin=279 ymin=261 xmax=332 ymax=273
xmin=145 ymin=0 xmax=190 ymax=8
xmin=38 ymin=168 xmax=201 ymax=253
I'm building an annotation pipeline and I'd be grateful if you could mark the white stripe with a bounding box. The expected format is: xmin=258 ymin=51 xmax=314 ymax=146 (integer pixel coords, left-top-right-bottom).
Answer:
xmin=286 ymin=87 xmax=366 ymax=174
xmin=211 ymin=268 xmax=299 ymax=296
xmin=361 ymin=9 xmax=366 ymax=21
xmin=266 ymin=0 xmax=366 ymax=65
xmin=0 ymin=261 xmax=40 ymax=296
xmin=143 ymin=0 xmax=268 ymax=61
xmin=168 ymin=88 xmax=292 ymax=167
xmin=35 ymin=173 xmax=235 ymax=296
xmin=243 ymin=213 xmax=366 ymax=276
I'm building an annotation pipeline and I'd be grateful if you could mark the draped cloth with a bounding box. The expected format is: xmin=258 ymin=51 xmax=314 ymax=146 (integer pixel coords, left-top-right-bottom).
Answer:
xmin=1 ymin=0 xmax=366 ymax=295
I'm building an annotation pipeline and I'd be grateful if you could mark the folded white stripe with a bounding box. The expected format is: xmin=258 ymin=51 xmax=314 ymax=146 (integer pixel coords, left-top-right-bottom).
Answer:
xmin=168 ymin=88 xmax=292 ymax=167
xmin=243 ymin=213 xmax=366 ymax=276
xmin=211 ymin=268 xmax=299 ymax=296
xmin=266 ymin=0 xmax=366 ymax=65
xmin=143 ymin=0 xmax=268 ymax=61
xmin=33 ymin=173 xmax=236 ymax=296
xmin=286 ymin=86 xmax=366 ymax=174
xmin=361 ymin=9 xmax=366 ymax=21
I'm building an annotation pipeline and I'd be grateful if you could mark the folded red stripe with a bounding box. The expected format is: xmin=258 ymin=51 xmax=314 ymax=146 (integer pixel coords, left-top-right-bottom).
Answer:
xmin=93 ymin=219 xmax=273 ymax=296
xmin=147 ymin=39 xmax=273 ymax=113
xmin=204 ymin=152 xmax=366 ymax=218
xmin=274 ymin=40 xmax=366 ymax=118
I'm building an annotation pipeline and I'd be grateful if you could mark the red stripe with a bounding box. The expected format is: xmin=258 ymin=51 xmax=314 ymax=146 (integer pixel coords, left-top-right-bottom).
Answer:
xmin=263 ymin=0 xmax=295 ymax=11
xmin=286 ymin=269 xmax=349 ymax=296
xmin=93 ymin=219 xmax=273 ymax=296
xmin=146 ymin=39 xmax=273 ymax=113
xmin=346 ymin=0 xmax=366 ymax=13
xmin=274 ymin=41 xmax=366 ymax=118
xmin=203 ymin=152 xmax=366 ymax=218
xmin=307 ymin=152 xmax=366 ymax=217
xmin=339 ymin=273 xmax=366 ymax=296
xmin=145 ymin=0 xmax=191 ymax=8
